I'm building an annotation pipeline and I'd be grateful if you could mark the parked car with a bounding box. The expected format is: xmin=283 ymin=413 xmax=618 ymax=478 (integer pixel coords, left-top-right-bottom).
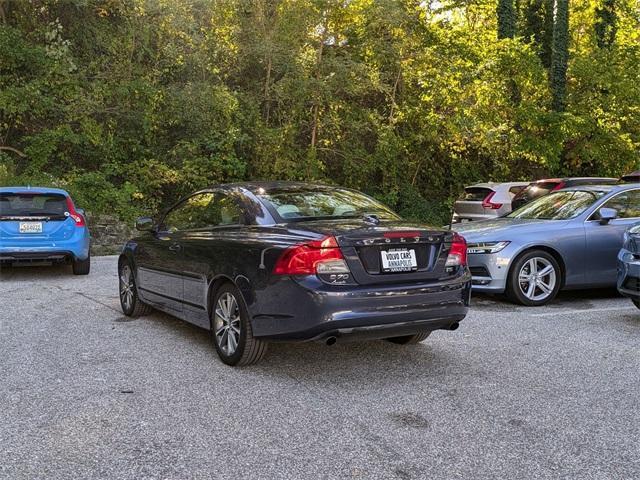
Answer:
xmin=619 ymin=171 xmax=640 ymax=184
xmin=617 ymin=222 xmax=640 ymax=309
xmin=453 ymin=182 xmax=529 ymax=223
xmin=454 ymin=184 xmax=640 ymax=306
xmin=511 ymin=177 xmax=618 ymax=211
xmin=118 ymin=182 xmax=471 ymax=366
xmin=0 ymin=187 xmax=90 ymax=274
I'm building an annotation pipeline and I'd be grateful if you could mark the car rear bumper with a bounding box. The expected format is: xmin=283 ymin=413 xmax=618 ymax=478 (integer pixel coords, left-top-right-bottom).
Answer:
xmin=0 ymin=231 xmax=90 ymax=261
xmin=617 ymin=249 xmax=640 ymax=300
xmin=249 ymin=272 xmax=472 ymax=341
xmin=0 ymin=250 xmax=76 ymax=264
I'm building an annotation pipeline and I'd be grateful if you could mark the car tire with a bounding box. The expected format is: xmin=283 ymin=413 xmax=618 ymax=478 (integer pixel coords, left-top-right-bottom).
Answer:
xmin=72 ymin=254 xmax=91 ymax=275
xmin=633 ymin=299 xmax=640 ymax=310
xmin=506 ymin=250 xmax=561 ymax=306
xmin=386 ymin=331 xmax=431 ymax=345
xmin=211 ymin=283 xmax=267 ymax=367
xmin=118 ymin=260 xmax=152 ymax=317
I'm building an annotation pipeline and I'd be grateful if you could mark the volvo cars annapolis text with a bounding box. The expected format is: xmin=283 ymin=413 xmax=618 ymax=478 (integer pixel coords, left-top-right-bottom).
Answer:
xmin=119 ymin=182 xmax=471 ymax=366
xmin=0 ymin=186 xmax=91 ymax=274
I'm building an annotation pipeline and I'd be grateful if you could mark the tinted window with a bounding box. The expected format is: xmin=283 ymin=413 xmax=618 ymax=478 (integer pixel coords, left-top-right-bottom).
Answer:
xmin=508 ymin=190 xmax=606 ymax=220
xmin=509 ymin=186 xmax=526 ymax=195
xmin=257 ymin=187 xmax=399 ymax=221
xmin=513 ymin=182 xmax=560 ymax=202
xmin=162 ymin=193 xmax=241 ymax=232
xmin=0 ymin=193 xmax=68 ymax=217
xmin=459 ymin=187 xmax=493 ymax=202
xmin=599 ymin=190 xmax=640 ymax=219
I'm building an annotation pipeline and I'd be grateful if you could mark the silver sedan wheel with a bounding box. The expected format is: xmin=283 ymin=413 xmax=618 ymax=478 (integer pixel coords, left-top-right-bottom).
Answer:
xmin=119 ymin=265 xmax=134 ymax=311
xmin=518 ymin=257 xmax=557 ymax=302
xmin=214 ymin=292 xmax=241 ymax=356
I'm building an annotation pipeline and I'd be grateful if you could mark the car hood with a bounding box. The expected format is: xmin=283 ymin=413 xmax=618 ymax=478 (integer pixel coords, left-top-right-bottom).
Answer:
xmin=452 ymin=217 xmax=571 ymax=242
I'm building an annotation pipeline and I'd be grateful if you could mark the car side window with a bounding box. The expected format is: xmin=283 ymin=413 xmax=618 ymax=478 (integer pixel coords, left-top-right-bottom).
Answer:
xmin=600 ymin=190 xmax=640 ymax=219
xmin=162 ymin=193 xmax=242 ymax=232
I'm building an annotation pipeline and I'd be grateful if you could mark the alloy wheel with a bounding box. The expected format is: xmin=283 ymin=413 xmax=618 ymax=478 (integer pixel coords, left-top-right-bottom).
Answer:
xmin=517 ymin=257 xmax=556 ymax=302
xmin=119 ymin=264 xmax=134 ymax=311
xmin=214 ymin=292 xmax=241 ymax=356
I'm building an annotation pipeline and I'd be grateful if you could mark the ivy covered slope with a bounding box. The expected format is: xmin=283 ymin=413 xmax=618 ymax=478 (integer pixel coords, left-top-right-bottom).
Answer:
xmin=0 ymin=0 xmax=638 ymax=224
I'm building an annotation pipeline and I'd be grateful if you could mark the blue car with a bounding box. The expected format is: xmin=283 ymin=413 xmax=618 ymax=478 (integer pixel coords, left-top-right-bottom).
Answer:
xmin=617 ymin=222 xmax=640 ymax=309
xmin=454 ymin=184 xmax=640 ymax=305
xmin=0 ymin=187 xmax=91 ymax=274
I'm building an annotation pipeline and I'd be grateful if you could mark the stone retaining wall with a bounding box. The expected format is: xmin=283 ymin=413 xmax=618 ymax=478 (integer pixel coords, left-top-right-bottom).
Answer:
xmin=87 ymin=214 xmax=134 ymax=256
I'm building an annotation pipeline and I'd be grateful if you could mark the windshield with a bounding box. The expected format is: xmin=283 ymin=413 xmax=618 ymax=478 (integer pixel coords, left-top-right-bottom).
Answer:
xmin=507 ymin=190 xmax=605 ymax=220
xmin=257 ymin=187 xmax=400 ymax=221
xmin=0 ymin=193 xmax=69 ymax=218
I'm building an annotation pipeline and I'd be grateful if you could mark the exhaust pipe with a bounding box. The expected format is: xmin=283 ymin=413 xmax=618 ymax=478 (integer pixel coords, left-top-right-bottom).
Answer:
xmin=325 ymin=336 xmax=337 ymax=346
xmin=449 ymin=322 xmax=460 ymax=331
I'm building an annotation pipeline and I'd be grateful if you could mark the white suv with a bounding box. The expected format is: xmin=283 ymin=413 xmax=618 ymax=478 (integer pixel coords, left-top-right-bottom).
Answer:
xmin=453 ymin=182 xmax=529 ymax=223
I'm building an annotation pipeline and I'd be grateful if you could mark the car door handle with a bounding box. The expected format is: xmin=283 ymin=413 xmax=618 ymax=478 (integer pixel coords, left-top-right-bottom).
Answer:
xmin=168 ymin=243 xmax=182 ymax=253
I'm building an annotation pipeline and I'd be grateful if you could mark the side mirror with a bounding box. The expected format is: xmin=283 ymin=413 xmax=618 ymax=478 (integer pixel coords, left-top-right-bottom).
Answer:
xmin=135 ymin=216 xmax=155 ymax=232
xmin=598 ymin=207 xmax=618 ymax=225
xmin=76 ymin=207 xmax=86 ymax=216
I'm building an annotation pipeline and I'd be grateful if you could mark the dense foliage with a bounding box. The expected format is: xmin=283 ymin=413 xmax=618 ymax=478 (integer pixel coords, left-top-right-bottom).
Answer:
xmin=1 ymin=0 xmax=638 ymax=224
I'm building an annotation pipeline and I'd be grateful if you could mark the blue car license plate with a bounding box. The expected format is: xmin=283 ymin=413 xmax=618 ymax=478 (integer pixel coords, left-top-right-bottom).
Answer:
xmin=19 ymin=222 xmax=43 ymax=234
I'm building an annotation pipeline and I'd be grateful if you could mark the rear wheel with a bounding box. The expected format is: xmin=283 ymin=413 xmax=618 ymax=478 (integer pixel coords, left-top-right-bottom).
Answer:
xmin=506 ymin=250 xmax=561 ymax=306
xmin=72 ymin=253 xmax=90 ymax=275
xmin=119 ymin=260 xmax=152 ymax=317
xmin=211 ymin=283 xmax=267 ymax=366
xmin=386 ymin=331 xmax=431 ymax=345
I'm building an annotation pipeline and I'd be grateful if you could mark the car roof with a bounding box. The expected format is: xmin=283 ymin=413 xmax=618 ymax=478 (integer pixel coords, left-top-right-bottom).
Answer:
xmin=0 ymin=186 xmax=70 ymax=195
xmin=562 ymin=183 xmax=640 ymax=193
xmin=464 ymin=182 xmax=528 ymax=189
xmin=532 ymin=177 xmax=617 ymax=183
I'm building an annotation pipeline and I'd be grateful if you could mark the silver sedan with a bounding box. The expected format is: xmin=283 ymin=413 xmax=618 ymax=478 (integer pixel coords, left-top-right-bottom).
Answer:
xmin=454 ymin=184 xmax=640 ymax=305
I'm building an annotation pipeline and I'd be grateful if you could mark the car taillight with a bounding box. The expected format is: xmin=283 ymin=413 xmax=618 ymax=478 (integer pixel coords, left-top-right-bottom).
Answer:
xmin=551 ymin=181 xmax=566 ymax=191
xmin=65 ymin=197 xmax=86 ymax=227
xmin=446 ymin=233 xmax=467 ymax=267
xmin=273 ymin=236 xmax=349 ymax=275
xmin=481 ymin=191 xmax=503 ymax=210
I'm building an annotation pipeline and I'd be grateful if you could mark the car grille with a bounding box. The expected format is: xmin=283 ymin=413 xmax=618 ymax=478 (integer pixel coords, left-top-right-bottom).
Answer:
xmin=624 ymin=278 xmax=640 ymax=292
xmin=469 ymin=266 xmax=491 ymax=278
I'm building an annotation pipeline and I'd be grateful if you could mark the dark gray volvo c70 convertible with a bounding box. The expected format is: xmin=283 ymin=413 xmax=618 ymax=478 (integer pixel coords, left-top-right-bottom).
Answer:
xmin=119 ymin=182 xmax=471 ymax=365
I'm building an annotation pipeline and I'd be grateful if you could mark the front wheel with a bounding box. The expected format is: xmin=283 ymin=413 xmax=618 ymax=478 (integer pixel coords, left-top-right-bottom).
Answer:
xmin=211 ymin=284 xmax=267 ymax=366
xmin=119 ymin=260 xmax=152 ymax=317
xmin=386 ymin=331 xmax=431 ymax=345
xmin=506 ymin=250 xmax=561 ymax=306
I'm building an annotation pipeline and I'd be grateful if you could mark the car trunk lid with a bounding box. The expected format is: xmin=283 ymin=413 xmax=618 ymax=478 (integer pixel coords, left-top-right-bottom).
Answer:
xmin=0 ymin=192 xmax=75 ymax=241
xmin=285 ymin=219 xmax=458 ymax=285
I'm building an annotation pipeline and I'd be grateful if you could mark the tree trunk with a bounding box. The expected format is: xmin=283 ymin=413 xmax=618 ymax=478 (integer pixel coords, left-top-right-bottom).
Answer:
xmin=595 ymin=0 xmax=617 ymax=48
xmin=550 ymin=0 xmax=570 ymax=112
xmin=497 ymin=0 xmax=517 ymax=39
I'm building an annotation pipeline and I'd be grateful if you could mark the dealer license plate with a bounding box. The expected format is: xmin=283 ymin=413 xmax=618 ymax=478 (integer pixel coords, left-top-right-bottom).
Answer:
xmin=381 ymin=248 xmax=417 ymax=273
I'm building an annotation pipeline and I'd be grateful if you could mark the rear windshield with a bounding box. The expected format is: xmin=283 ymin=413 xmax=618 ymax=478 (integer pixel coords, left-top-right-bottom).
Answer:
xmin=256 ymin=187 xmax=400 ymax=222
xmin=0 ymin=193 xmax=68 ymax=217
xmin=514 ymin=182 xmax=560 ymax=201
xmin=459 ymin=187 xmax=493 ymax=202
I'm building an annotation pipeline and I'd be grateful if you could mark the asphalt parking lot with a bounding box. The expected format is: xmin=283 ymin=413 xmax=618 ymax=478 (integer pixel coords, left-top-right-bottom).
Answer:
xmin=1 ymin=256 xmax=639 ymax=480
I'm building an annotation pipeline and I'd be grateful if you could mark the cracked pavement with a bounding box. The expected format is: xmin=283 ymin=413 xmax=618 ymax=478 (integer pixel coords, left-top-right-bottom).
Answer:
xmin=1 ymin=256 xmax=639 ymax=479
